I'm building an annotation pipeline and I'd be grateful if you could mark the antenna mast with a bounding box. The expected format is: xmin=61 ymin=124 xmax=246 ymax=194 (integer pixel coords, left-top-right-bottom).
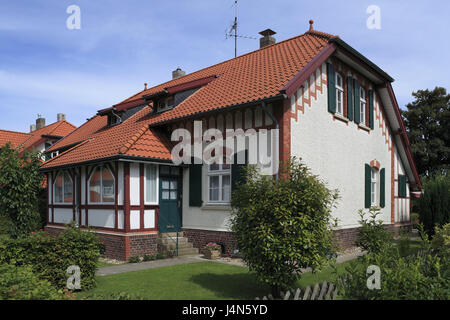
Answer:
xmin=233 ymin=0 xmax=237 ymax=57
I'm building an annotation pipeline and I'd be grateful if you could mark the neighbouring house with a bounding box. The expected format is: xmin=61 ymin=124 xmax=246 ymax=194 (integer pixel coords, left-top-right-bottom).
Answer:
xmin=40 ymin=21 xmax=422 ymax=261
xmin=0 ymin=113 xmax=76 ymax=158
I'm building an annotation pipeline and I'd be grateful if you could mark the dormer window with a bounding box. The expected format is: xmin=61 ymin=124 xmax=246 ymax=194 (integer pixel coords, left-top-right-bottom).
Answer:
xmin=107 ymin=112 xmax=122 ymax=126
xmin=157 ymin=96 xmax=175 ymax=112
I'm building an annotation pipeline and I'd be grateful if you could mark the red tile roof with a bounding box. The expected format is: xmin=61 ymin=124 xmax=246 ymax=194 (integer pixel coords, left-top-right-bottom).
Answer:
xmin=41 ymin=29 xmax=335 ymax=169
xmin=0 ymin=130 xmax=31 ymax=148
xmin=0 ymin=120 xmax=76 ymax=150
xmin=41 ymin=107 xmax=172 ymax=169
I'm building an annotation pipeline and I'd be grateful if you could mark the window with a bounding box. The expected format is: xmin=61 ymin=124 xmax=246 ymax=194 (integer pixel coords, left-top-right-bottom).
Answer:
xmin=145 ymin=164 xmax=157 ymax=203
xmin=157 ymin=96 xmax=175 ymax=112
xmin=89 ymin=166 xmax=115 ymax=203
xmin=371 ymin=168 xmax=377 ymax=206
xmin=208 ymin=163 xmax=231 ymax=203
xmin=335 ymin=73 xmax=344 ymax=115
xmin=360 ymin=87 xmax=366 ymax=125
xmin=54 ymin=171 xmax=73 ymax=203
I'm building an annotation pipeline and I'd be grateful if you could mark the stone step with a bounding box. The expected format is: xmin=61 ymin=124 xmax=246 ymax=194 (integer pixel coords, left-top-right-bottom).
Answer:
xmin=158 ymin=237 xmax=189 ymax=246
xmin=176 ymin=247 xmax=199 ymax=256
xmin=161 ymin=241 xmax=193 ymax=250
xmin=160 ymin=232 xmax=184 ymax=238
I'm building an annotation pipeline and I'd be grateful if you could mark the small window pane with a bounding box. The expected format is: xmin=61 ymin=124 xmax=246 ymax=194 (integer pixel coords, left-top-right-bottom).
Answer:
xmin=209 ymin=176 xmax=219 ymax=201
xmin=170 ymin=180 xmax=177 ymax=190
xmin=89 ymin=168 xmax=101 ymax=203
xmin=162 ymin=191 xmax=170 ymax=200
xmin=160 ymin=166 xmax=170 ymax=175
xmin=145 ymin=165 xmax=157 ymax=203
xmin=162 ymin=180 xmax=170 ymax=190
xmin=170 ymin=191 xmax=177 ymax=200
xmin=210 ymin=164 xmax=219 ymax=171
xmin=170 ymin=167 xmax=179 ymax=175
xmin=102 ymin=168 xmax=114 ymax=203
xmin=63 ymin=172 xmax=73 ymax=203
xmin=54 ymin=174 xmax=63 ymax=203
xmin=222 ymin=175 xmax=231 ymax=201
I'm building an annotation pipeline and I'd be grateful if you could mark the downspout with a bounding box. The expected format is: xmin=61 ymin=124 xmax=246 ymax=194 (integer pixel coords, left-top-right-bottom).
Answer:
xmin=261 ymin=100 xmax=280 ymax=181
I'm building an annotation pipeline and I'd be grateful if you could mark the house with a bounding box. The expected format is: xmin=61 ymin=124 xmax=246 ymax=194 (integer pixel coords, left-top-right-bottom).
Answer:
xmin=40 ymin=21 xmax=421 ymax=261
xmin=0 ymin=113 xmax=76 ymax=158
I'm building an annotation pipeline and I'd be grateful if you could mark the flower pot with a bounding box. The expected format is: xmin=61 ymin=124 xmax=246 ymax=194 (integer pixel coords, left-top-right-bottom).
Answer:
xmin=204 ymin=249 xmax=221 ymax=260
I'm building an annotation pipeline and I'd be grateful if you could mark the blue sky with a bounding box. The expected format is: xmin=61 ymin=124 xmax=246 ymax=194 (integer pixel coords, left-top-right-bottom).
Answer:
xmin=0 ymin=0 xmax=449 ymax=132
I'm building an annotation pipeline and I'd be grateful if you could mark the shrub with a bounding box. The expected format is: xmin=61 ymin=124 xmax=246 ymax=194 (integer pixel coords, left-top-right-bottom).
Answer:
xmin=416 ymin=174 xmax=450 ymax=235
xmin=355 ymin=207 xmax=393 ymax=254
xmin=0 ymin=143 xmax=43 ymax=238
xmin=156 ymin=252 xmax=166 ymax=260
xmin=128 ymin=256 xmax=140 ymax=263
xmin=0 ymin=263 xmax=64 ymax=300
xmin=0 ymin=224 xmax=101 ymax=291
xmin=431 ymin=223 xmax=450 ymax=258
xmin=230 ymin=158 xmax=339 ymax=296
xmin=204 ymin=242 xmax=221 ymax=251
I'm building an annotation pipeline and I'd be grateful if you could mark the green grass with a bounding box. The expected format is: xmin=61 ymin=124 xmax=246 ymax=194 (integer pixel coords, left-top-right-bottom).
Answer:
xmin=80 ymin=260 xmax=351 ymax=300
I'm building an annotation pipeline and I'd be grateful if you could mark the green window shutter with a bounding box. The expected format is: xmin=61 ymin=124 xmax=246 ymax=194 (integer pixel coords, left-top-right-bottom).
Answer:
xmin=231 ymin=150 xmax=248 ymax=192
xmin=347 ymin=76 xmax=354 ymax=121
xmin=380 ymin=168 xmax=385 ymax=208
xmin=189 ymin=158 xmax=203 ymax=207
xmin=354 ymin=80 xmax=360 ymax=124
xmin=398 ymin=175 xmax=407 ymax=198
xmin=369 ymin=90 xmax=374 ymax=129
xmin=327 ymin=63 xmax=336 ymax=113
xmin=365 ymin=164 xmax=371 ymax=208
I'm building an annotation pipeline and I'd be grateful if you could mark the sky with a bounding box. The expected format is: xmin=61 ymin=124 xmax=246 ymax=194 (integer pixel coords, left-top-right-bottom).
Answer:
xmin=0 ymin=0 xmax=449 ymax=132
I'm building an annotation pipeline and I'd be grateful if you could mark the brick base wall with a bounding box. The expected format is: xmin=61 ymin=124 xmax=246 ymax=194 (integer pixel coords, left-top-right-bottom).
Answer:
xmin=183 ymin=223 xmax=412 ymax=255
xmin=182 ymin=228 xmax=237 ymax=256
xmin=44 ymin=226 xmax=159 ymax=261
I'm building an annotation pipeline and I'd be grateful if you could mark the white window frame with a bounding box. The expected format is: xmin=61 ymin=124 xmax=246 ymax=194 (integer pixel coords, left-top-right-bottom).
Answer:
xmin=360 ymin=87 xmax=366 ymax=125
xmin=335 ymin=73 xmax=344 ymax=115
xmin=88 ymin=166 xmax=115 ymax=204
xmin=53 ymin=171 xmax=73 ymax=204
xmin=144 ymin=164 xmax=159 ymax=205
xmin=157 ymin=96 xmax=175 ymax=112
xmin=371 ymin=168 xmax=378 ymax=207
xmin=207 ymin=164 xmax=231 ymax=204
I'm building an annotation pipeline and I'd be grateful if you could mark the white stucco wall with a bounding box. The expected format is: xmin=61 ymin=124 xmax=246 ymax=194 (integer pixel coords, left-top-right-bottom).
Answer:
xmin=289 ymin=62 xmax=396 ymax=229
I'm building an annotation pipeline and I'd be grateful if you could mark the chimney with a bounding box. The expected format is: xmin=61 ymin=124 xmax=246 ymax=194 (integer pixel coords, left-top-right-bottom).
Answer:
xmin=36 ymin=114 xmax=46 ymax=130
xmin=30 ymin=124 xmax=36 ymax=132
xmin=172 ymin=67 xmax=186 ymax=79
xmin=259 ymin=29 xmax=276 ymax=48
xmin=57 ymin=113 xmax=66 ymax=121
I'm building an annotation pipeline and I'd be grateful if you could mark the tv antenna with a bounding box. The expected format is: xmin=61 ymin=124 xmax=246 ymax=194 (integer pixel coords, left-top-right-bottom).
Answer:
xmin=225 ymin=0 xmax=256 ymax=58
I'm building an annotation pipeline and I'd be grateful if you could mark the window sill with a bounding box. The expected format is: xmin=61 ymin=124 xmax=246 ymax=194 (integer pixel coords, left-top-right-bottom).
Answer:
xmin=358 ymin=123 xmax=371 ymax=132
xmin=201 ymin=204 xmax=231 ymax=211
xmin=333 ymin=113 xmax=349 ymax=123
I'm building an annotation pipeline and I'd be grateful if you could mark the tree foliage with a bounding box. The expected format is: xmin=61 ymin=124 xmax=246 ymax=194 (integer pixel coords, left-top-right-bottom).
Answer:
xmin=402 ymin=87 xmax=450 ymax=177
xmin=416 ymin=174 xmax=450 ymax=235
xmin=0 ymin=143 xmax=43 ymax=238
xmin=230 ymin=158 xmax=339 ymax=295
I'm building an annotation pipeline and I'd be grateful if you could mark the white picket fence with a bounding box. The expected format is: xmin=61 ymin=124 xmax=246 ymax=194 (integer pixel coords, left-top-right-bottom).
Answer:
xmin=255 ymin=280 xmax=338 ymax=300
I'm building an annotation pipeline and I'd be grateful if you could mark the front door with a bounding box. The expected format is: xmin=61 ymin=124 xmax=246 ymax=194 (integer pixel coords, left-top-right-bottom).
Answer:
xmin=158 ymin=166 xmax=182 ymax=233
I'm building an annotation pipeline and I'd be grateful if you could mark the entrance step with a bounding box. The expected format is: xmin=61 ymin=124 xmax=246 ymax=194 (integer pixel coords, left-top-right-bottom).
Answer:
xmin=158 ymin=233 xmax=199 ymax=257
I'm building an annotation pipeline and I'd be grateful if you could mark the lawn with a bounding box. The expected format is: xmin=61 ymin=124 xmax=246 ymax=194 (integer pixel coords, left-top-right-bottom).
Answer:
xmin=79 ymin=260 xmax=350 ymax=300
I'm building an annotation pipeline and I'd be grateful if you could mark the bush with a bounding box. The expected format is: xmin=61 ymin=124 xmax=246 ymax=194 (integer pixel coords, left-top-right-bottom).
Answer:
xmin=0 ymin=143 xmax=43 ymax=238
xmin=431 ymin=223 xmax=450 ymax=258
xmin=0 ymin=224 xmax=101 ymax=291
xmin=0 ymin=263 xmax=65 ymax=300
xmin=355 ymin=207 xmax=393 ymax=254
xmin=128 ymin=256 xmax=140 ymax=263
xmin=416 ymin=174 xmax=450 ymax=235
xmin=337 ymin=246 xmax=449 ymax=299
xmin=230 ymin=158 xmax=339 ymax=296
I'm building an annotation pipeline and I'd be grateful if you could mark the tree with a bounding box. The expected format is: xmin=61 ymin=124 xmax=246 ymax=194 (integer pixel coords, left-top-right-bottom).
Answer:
xmin=402 ymin=87 xmax=450 ymax=177
xmin=230 ymin=158 xmax=339 ymax=296
xmin=0 ymin=143 xmax=43 ymax=238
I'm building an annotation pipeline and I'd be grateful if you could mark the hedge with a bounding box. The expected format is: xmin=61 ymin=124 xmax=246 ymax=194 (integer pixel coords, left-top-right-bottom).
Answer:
xmin=0 ymin=224 xmax=101 ymax=291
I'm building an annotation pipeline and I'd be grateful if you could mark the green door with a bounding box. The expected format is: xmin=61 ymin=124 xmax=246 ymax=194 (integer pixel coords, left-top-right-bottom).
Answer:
xmin=158 ymin=166 xmax=182 ymax=233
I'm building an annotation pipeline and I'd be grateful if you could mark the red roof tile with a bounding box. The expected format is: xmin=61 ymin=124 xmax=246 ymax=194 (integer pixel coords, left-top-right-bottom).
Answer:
xmin=0 ymin=130 xmax=31 ymax=148
xmin=41 ymin=29 xmax=335 ymax=169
